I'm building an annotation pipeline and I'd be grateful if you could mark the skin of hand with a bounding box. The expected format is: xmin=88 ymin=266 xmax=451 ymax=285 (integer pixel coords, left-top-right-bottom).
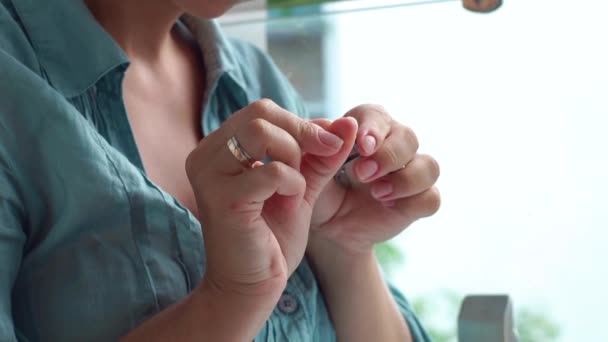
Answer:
xmin=125 ymin=95 xmax=358 ymax=342
xmin=309 ymin=104 xmax=441 ymax=256
xmin=185 ymin=99 xmax=358 ymax=299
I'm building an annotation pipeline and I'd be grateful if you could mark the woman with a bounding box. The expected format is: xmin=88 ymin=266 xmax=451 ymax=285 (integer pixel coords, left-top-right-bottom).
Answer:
xmin=0 ymin=0 xmax=441 ymax=341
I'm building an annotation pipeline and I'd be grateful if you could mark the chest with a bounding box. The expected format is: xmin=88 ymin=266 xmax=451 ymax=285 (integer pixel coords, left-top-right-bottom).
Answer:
xmin=121 ymin=61 xmax=204 ymax=216
xmin=9 ymin=49 xmax=333 ymax=342
xmin=12 ymin=88 xmax=208 ymax=341
xmin=124 ymin=87 xmax=202 ymax=216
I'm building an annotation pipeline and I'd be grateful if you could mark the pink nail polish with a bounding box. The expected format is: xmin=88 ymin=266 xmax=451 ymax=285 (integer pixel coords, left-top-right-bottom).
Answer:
xmin=360 ymin=135 xmax=376 ymax=155
xmin=371 ymin=182 xmax=393 ymax=199
xmin=357 ymin=159 xmax=378 ymax=181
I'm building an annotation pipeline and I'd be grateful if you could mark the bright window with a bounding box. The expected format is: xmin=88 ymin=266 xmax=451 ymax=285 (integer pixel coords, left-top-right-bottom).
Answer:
xmin=223 ymin=1 xmax=608 ymax=340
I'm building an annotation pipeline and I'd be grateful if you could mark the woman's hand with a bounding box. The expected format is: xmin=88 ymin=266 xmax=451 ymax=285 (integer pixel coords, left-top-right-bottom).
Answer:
xmin=304 ymin=105 xmax=440 ymax=342
xmin=185 ymin=99 xmax=356 ymax=298
xmin=123 ymin=100 xmax=357 ymax=342
xmin=310 ymin=104 xmax=441 ymax=256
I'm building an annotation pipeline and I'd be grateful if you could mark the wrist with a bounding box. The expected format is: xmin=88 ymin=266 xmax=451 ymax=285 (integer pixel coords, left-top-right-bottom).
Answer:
xmin=190 ymin=279 xmax=283 ymax=341
xmin=307 ymin=234 xmax=375 ymax=267
xmin=196 ymin=275 xmax=285 ymax=311
xmin=306 ymin=239 xmax=412 ymax=342
xmin=120 ymin=277 xmax=284 ymax=342
xmin=306 ymin=236 xmax=378 ymax=282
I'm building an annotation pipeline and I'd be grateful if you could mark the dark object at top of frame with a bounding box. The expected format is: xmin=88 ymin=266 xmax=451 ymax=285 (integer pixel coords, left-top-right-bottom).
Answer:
xmin=462 ymin=0 xmax=503 ymax=13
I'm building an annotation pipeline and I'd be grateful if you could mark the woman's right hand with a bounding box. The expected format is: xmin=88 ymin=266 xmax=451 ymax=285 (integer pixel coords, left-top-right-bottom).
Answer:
xmin=122 ymin=100 xmax=357 ymax=342
xmin=186 ymin=99 xmax=355 ymax=300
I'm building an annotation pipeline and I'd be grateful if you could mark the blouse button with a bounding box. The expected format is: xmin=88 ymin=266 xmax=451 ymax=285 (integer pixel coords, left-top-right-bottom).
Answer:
xmin=277 ymin=293 xmax=299 ymax=314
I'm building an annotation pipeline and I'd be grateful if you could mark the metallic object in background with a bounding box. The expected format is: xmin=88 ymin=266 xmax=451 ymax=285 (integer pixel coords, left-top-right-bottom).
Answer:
xmin=458 ymin=295 xmax=519 ymax=342
xmin=463 ymin=0 xmax=503 ymax=13
xmin=334 ymin=146 xmax=361 ymax=188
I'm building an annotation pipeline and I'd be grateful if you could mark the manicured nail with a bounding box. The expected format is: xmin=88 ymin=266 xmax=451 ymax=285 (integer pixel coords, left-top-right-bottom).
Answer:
xmin=371 ymin=181 xmax=393 ymax=199
xmin=356 ymin=159 xmax=379 ymax=181
xmin=360 ymin=135 xmax=376 ymax=155
xmin=318 ymin=130 xmax=344 ymax=149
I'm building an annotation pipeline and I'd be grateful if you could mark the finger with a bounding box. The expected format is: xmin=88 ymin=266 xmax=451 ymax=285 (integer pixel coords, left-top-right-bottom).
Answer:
xmin=215 ymin=118 xmax=303 ymax=175
xmin=226 ymin=161 xmax=306 ymax=210
xmin=309 ymin=118 xmax=333 ymax=129
xmin=353 ymin=122 xmax=419 ymax=183
xmin=344 ymin=104 xmax=392 ymax=156
xmin=235 ymin=162 xmax=309 ymax=276
xmin=369 ymin=154 xmax=440 ymax=201
xmin=382 ymin=186 xmax=441 ymax=220
xmin=301 ymin=117 xmax=358 ymax=204
xmin=224 ymin=99 xmax=344 ymax=156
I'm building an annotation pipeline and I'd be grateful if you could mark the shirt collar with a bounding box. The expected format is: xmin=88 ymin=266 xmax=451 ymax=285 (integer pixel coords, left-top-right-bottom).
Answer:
xmin=181 ymin=14 xmax=248 ymax=92
xmin=13 ymin=0 xmax=128 ymax=97
xmin=13 ymin=0 xmax=247 ymax=98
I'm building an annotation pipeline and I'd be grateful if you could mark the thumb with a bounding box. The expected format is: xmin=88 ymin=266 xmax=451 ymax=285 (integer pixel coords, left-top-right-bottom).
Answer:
xmin=301 ymin=117 xmax=358 ymax=204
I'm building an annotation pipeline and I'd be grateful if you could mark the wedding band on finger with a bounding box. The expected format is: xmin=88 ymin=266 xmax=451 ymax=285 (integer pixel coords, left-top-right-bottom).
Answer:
xmin=227 ymin=135 xmax=257 ymax=169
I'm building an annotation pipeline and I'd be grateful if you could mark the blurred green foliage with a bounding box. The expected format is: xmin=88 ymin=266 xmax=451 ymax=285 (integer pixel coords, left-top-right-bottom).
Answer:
xmin=516 ymin=308 xmax=561 ymax=342
xmin=374 ymin=242 xmax=406 ymax=276
xmin=374 ymin=242 xmax=561 ymax=342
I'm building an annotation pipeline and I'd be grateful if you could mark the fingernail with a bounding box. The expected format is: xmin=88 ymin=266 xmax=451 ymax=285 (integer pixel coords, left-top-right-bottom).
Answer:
xmin=360 ymin=135 xmax=376 ymax=155
xmin=318 ymin=130 xmax=344 ymax=149
xmin=356 ymin=159 xmax=379 ymax=181
xmin=371 ymin=181 xmax=393 ymax=199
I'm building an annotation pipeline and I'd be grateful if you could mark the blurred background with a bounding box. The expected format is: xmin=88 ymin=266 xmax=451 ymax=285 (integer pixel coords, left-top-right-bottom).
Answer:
xmin=221 ymin=0 xmax=608 ymax=340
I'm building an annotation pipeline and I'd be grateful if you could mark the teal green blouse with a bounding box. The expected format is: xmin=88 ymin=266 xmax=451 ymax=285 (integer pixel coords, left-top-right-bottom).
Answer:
xmin=0 ymin=0 xmax=430 ymax=341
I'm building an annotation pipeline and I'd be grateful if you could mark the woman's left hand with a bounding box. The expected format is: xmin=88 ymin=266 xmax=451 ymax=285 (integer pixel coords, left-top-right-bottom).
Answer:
xmin=309 ymin=104 xmax=441 ymax=256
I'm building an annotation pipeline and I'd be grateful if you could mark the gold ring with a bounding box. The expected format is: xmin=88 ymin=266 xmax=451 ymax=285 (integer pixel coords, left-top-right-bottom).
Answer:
xmin=227 ymin=136 xmax=256 ymax=168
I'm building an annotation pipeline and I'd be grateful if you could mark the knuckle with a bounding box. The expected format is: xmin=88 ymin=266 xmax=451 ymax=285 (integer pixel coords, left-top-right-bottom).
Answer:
xmin=250 ymin=98 xmax=277 ymax=115
xmin=297 ymin=120 xmax=317 ymax=141
xmin=383 ymin=145 xmax=401 ymax=167
xmin=354 ymin=103 xmax=387 ymax=115
xmin=185 ymin=149 xmax=197 ymax=177
xmin=366 ymin=103 xmax=389 ymax=114
xmin=248 ymin=118 xmax=272 ymax=138
xmin=185 ymin=143 xmax=207 ymax=180
xmin=403 ymin=126 xmax=419 ymax=152
xmin=247 ymin=119 xmax=275 ymax=157
xmin=266 ymin=161 xmax=286 ymax=180
xmin=420 ymin=154 xmax=441 ymax=181
xmin=346 ymin=103 xmax=389 ymax=121
xmin=425 ymin=187 xmax=442 ymax=215
xmin=295 ymin=172 xmax=306 ymax=191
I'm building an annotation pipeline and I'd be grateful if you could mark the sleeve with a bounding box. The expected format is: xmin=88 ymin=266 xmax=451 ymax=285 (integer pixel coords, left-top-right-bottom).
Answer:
xmin=0 ymin=148 xmax=26 ymax=342
xmin=388 ymin=284 xmax=432 ymax=342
